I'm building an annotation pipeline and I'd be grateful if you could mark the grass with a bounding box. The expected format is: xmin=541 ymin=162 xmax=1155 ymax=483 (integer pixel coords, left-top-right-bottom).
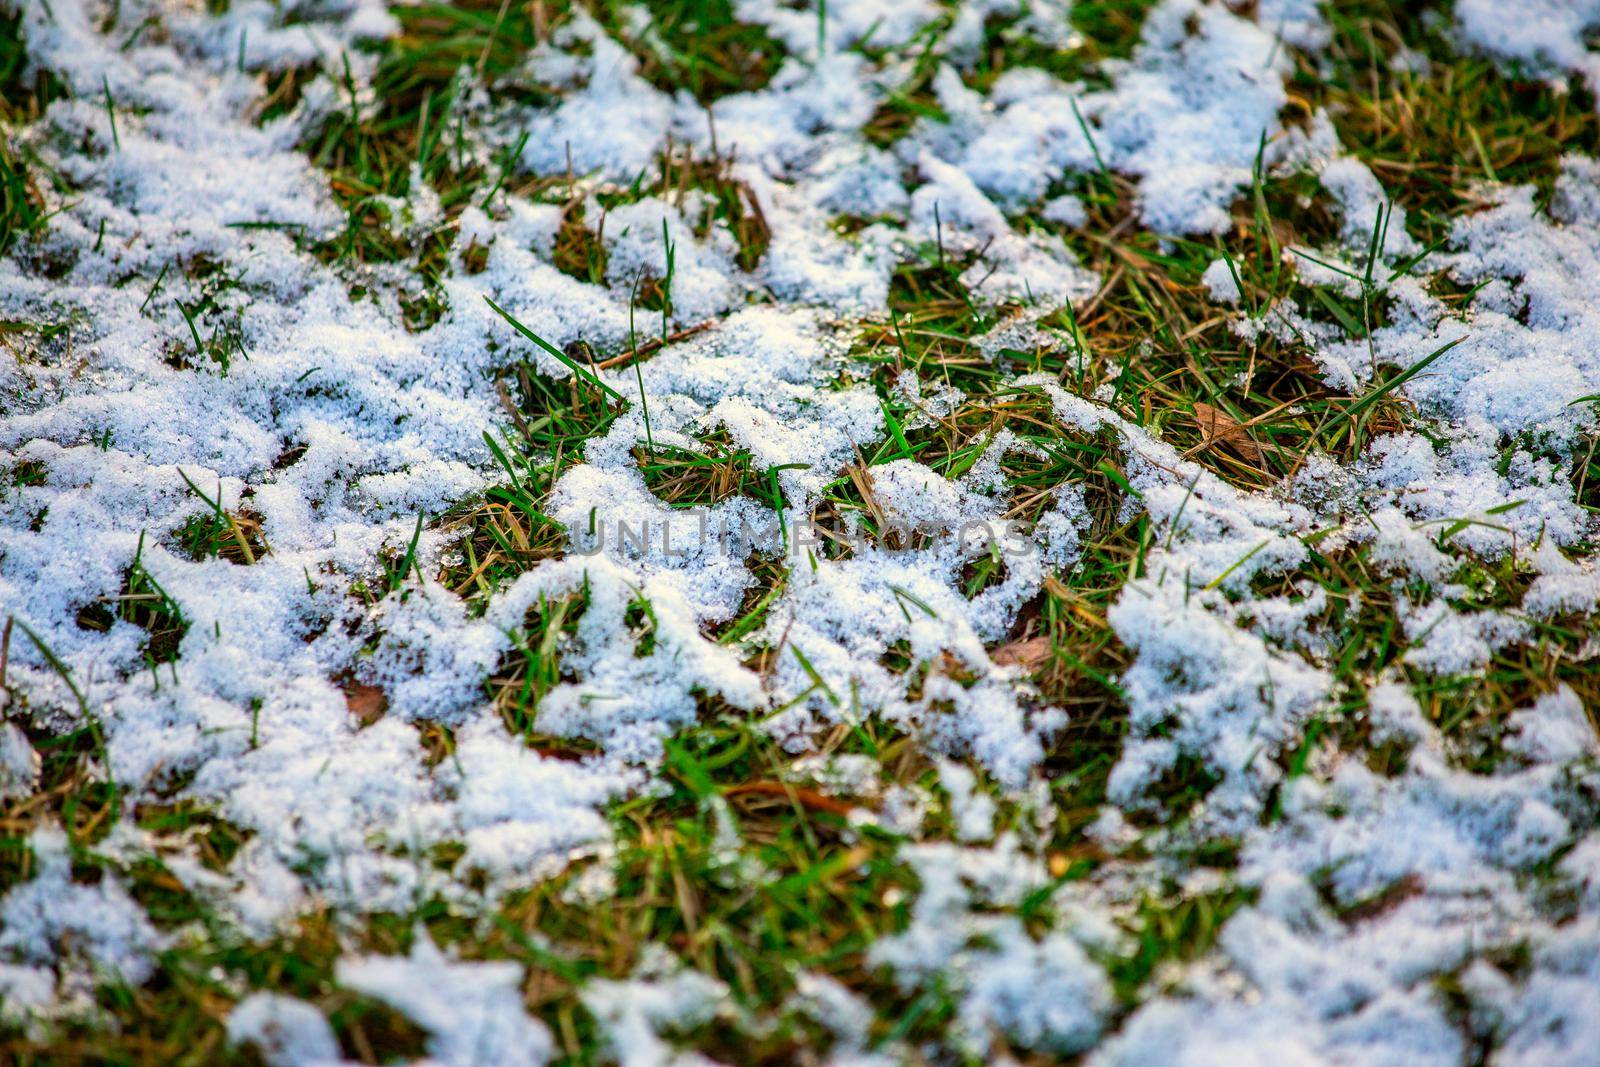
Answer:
xmin=1023 ymin=167 xmax=1430 ymax=489
xmin=0 ymin=710 xmax=1256 ymax=1065
xmin=174 ymin=508 xmax=268 ymax=565
xmin=6 ymin=0 xmax=1600 ymax=1062
xmin=964 ymin=0 xmax=1157 ymax=92
xmin=863 ymin=0 xmax=1159 ymax=146
xmin=486 ymin=586 xmax=589 ymax=740
xmin=1107 ymin=881 xmax=1258 ymax=1000
xmin=0 ymin=135 xmax=48 ymax=258
xmin=0 ymin=7 xmax=60 ymax=259
xmin=1295 ymin=0 xmax=1600 ymax=245
xmin=597 ymin=0 xmax=786 ymax=105
xmin=634 ymin=427 xmax=788 ymax=510
xmin=0 ymin=9 xmax=63 ymax=127
xmin=0 ymin=727 xmax=120 ymax=893
xmin=606 ymin=143 xmax=772 ymax=273
xmin=69 ymin=534 xmax=191 ymax=673
xmin=145 ymin=254 xmax=257 ymax=377
xmin=550 ymin=140 xmax=772 ymax=297
xmin=290 ymin=2 xmax=575 ymax=328
xmin=276 ymin=0 xmax=783 ymax=330
xmin=431 ymin=361 xmax=615 ymax=613
xmin=1249 ymin=529 xmax=1600 ymax=787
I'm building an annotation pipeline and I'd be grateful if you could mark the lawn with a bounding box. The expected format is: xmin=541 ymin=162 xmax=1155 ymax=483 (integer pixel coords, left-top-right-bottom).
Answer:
xmin=2 ymin=0 xmax=1599 ymax=1064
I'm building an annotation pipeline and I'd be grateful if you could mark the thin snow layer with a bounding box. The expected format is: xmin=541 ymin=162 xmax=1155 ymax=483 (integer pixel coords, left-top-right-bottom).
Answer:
xmin=2 ymin=0 xmax=1600 ymax=1063
xmin=0 ymin=830 xmax=164 ymax=1020
xmin=336 ymin=932 xmax=554 ymax=1067
xmin=227 ymin=993 xmax=345 ymax=1067
xmin=1066 ymin=155 xmax=1600 ymax=1067
xmin=1048 ymin=157 xmax=1600 ymax=1064
xmin=1089 ymin=737 xmax=1600 ymax=1067
xmin=0 ymin=0 xmax=642 ymax=922
xmin=910 ymin=0 xmax=1304 ymax=233
xmin=581 ymin=948 xmax=731 ymax=1067
xmin=1455 ymin=0 xmax=1600 ymax=101
xmin=0 ymin=0 xmax=1096 ymax=1011
xmin=870 ymin=836 xmax=1115 ymax=1057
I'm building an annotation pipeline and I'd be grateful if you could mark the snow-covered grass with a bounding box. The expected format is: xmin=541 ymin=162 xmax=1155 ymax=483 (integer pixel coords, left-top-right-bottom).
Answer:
xmin=4 ymin=0 xmax=1600 ymax=1063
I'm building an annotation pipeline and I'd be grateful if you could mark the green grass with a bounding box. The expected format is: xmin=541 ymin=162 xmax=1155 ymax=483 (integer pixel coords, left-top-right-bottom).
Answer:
xmin=0 ymin=11 xmax=59 ymax=259
xmin=173 ymin=486 xmax=269 ymax=565
xmin=864 ymin=0 xmax=1159 ymax=146
xmin=68 ymin=534 xmax=190 ymax=672
xmin=0 ymin=710 xmax=1256 ymax=1065
xmin=548 ymin=142 xmax=772 ymax=299
xmin=597 ymin=0 xmax=787 ymax=104
xmin=0 ymin=136 xmax=48 ymax=258
xmin=1107 ymin=882 xmax=1258 ymax=1000
xmin=634 ymin=429 xmax=788 ymax=511
xmin=1236 ymin=518 xmax=1600 ymax=806
xmin=273 ymin=0 xmax=784 ymax=330
xmin=0 ymin=9 xmax=63 ymax=127
xmin=287 ymin=2 xmax=576 ymax=328
xmin=965 ymin=0 xmax=1157 ymax=92
xmin=1295 ymin=0 xmax=1600 ymax=245
xmin=159 ymin=257 xmax=253 ymax=375
xmin=487 ymin=586 xmax=590 ymax=739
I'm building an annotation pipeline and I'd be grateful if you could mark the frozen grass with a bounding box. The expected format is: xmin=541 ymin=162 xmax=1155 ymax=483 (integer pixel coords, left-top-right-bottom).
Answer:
xmin=4 ymin=0 xmax=1600 ymax=1064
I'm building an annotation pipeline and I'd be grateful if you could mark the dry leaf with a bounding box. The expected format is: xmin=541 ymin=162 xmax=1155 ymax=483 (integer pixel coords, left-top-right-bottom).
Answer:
xmin=344 ymin=682 xmax=387 ymax=726
xmin=1193 ymin=401 xmax=1264 ymax=463
xmin=990 ymin=635 xmax=1052 ymax=670
xmin=724 ymin=781 xmax=857 ymax=817
xmin=937 ymin=650 xmax=979 ymax=684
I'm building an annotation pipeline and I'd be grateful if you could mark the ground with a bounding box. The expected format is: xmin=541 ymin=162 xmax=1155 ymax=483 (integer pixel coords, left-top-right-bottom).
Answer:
xmin=2 ymin=0 xmax=1600 ymax=1064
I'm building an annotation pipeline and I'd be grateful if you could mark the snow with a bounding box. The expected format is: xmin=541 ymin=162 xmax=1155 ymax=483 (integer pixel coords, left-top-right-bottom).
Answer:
xmin=1454 ymin=0 xmax=1600 ymax=95
xmin=0 ymin=830 xmax=164 ymax=1019
xmin=869 ymin=836 xmax=1114 ymax=1057
xmin=1202 ymin=258 xmax=1243 ymax=305
xmin=0 ymin=722 xmax=39 ymax=800
xmin=3 ymin=0 xmax=1600 ymax=1062
xmin=227 ymin=993 xmax=345 ymax=1067
xmin=937 ymin=758 xmax=998 ymax=842
xmin=581 ymin=952 xmax=730 ymax=1067
xmin=336 ymin=932 xmax=554 ymax=1067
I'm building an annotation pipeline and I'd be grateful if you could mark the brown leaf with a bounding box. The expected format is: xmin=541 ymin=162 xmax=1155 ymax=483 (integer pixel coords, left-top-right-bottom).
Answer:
xmin=990 ymin=635 xmax=1052 ymax=671
xmin=344 ymin=682 xmax=387 ymax=726
xmin=937 ymin=650 xmax=979 ymax=684
xmin=1192 ymin=401 xmax=1264 ymax=463
xmin=1338 ymin=872 xmax=1426 ymax=924
xmin=724 ymin=781 xmax=857 ymax=817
